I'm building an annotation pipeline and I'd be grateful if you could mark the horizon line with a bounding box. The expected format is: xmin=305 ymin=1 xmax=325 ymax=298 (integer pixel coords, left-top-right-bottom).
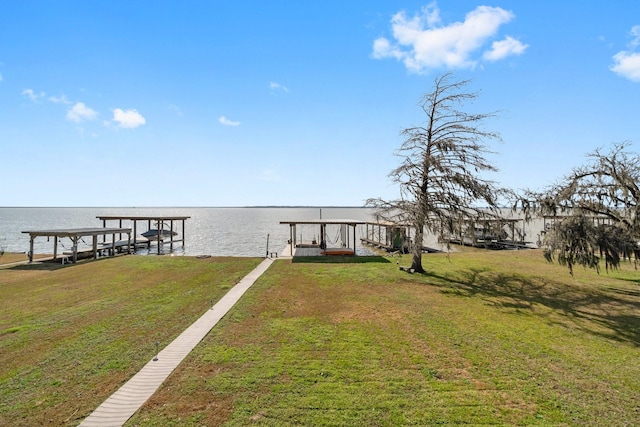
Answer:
xmin=0 ymin=205 xmax=372 ymax=209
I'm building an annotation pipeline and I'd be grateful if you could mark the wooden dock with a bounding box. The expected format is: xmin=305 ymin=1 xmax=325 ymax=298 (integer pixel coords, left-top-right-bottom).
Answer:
xmin=21 ymin=227 xmax=132 ymax=263
xmin=360 ymin=237 xmax=442 ymax=254
xmin=436 ymin=217 xmax=532 ymax=250
xmin=361 ymin=220 xmax=444 ymax=254
xmin=21 ymin=215 xmax=191 ymax=264
xmin=97 ymin=215 xmax=190 ymax=255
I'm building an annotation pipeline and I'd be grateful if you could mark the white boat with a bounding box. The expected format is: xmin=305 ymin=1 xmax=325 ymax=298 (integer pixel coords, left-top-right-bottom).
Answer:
xmin=141 ymin=229 xmax=178 ymax=240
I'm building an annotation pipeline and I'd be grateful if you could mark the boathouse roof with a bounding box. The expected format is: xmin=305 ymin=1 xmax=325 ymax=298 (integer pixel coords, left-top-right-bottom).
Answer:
xmin=96 ymin=215 xmax=190 ymax=220
xmin=279 ymin=219 xmax=366 ymax=225
xmin=22 ymin=227 xmax=131 ymax=238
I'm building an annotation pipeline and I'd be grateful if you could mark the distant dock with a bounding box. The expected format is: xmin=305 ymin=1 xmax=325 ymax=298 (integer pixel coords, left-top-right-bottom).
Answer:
xmin=22 ymin=227 xmax=132 ymax=263
xmin=21 ymin=215 xmax=190 ymax=264
xmin=97 ymin=215 xmax=190 ymax=255
xmin=360 ymin=221 xmax=443 ymax=254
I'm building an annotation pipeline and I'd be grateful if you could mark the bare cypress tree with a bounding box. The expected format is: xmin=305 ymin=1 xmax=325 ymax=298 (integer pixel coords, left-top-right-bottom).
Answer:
xmin=368 ymin=73 xmax=504 ymax=273
xmin=527 ymin=142 xmax=640 ymax=274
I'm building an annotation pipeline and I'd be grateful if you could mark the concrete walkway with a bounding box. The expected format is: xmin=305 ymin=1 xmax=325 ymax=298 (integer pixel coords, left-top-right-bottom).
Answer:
xmin=78 ymin=257 xmax=275 ymax=427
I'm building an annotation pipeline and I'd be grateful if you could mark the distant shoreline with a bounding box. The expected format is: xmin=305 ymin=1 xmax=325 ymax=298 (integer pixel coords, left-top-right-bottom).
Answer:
xmin=0 ymin=205 xmax=371 ymax=209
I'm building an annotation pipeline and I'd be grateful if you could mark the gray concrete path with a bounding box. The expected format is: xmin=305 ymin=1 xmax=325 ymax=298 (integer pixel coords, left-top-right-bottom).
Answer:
xmin=78 ymin=257 xmax=275 ymax=427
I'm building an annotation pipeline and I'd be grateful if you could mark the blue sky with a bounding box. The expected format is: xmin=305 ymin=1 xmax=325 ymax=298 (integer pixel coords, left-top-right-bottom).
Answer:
xmin=1 ymin=1 xmax=639 ymax=207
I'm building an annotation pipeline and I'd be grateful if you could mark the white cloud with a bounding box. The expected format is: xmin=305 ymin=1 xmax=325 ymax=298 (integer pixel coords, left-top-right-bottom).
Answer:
xmin=631 ymin=25 xmax=640 ymax=47
xmin=611 ymin=51 xmax=640 ymax=82
xmin=49 ymin=94 xmax=71 ymax=104
xmin=67 ymin=102 xmax=97 ymax=122
xmin=269 ymin=81 xmax=289 ymax=92
xmin=219 ymin=116 xmax=241 ymax=126
xmin=22 ymin=89 xmax=74 ymax=105
xmin=422 ymin=2 xmax=441 ymax=27
xmin=372 ymin=37 xmax=404 ymax=61
xmin=483 ymin=36 xmax=528 ymax=61
xmin=611 ymin=25 xmax=640 ymax=82
xmin=112 ymin=108 xmax=146 ymax=128
xmin=22 ymin=88 xmax=46 ymax=102
xmin=372 ymin=2 xmax=525 ymax=73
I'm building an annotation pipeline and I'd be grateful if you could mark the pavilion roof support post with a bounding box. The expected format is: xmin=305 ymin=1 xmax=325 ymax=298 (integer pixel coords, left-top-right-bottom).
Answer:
xmin=92 ymin=235 xmax=98 ymax=259
xmin=133 ymin=220 xmax=137 ymax=248
xmin=53 ymin=236 xmax=58 ymax=260
xmin=352 ymin=224 xmax=356 ymax=254
xmin=147 ymin=219 xmax=152 ymax=250
xmin=344 ymin=225 xmax=348 ymax=249
xmin=293 ymin=224 xmax=297 ymax=248
xmin=170 ymin=220 xmax=174 ymax=251
xmin=28 ymin=236 xmax=34 ymax=262
xmin=72 ymin=236 xmax=79 ymax=264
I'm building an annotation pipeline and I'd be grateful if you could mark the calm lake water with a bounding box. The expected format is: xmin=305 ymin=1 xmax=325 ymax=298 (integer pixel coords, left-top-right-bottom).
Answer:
xmin=0 ymin=207 xmax=379 ymax=257
xmin=0 ymin=207 xmax=546 ymax=258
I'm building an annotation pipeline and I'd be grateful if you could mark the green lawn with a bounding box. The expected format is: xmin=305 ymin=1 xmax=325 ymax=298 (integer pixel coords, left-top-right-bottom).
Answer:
xmin=1 ymin=250 xmax=638 ymax=426
xmin=128 ymin=249 xmax=640 ymax=426
xmin=0 ymin=255 xmax=262 ymax=426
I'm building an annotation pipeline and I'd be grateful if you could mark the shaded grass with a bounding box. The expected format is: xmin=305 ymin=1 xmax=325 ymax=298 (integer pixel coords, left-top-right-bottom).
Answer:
xmin=292 ymin=255 xmax=392 ymax=264
xmin=129 ymin=249 xmax=640 ymax=426
xmin=0 ymin=255 xmax=262 ymax=426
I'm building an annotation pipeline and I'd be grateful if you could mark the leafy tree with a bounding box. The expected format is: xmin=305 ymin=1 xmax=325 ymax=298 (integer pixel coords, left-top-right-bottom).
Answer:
xmin=528 ymin=142 xmax=640 ymax=275
xmin=368 ymin=73 xmax=504 ymax=273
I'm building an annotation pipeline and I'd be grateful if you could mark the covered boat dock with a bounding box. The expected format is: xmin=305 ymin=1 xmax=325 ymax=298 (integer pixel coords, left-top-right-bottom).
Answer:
xmin=361 ymin=220 xmax=413 ymax=253
xmin=96 ymin=215 xmax=190 ymax=254
xmin=280 ymin=219 xmax=366 ymax=256
xmin=22 ymin=227 xmax=132 ymax=263
xmin=440 ymin=217 xmax=531 ymax=249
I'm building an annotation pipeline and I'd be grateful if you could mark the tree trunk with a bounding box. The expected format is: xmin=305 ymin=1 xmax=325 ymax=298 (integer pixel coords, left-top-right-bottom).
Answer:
xmin=411 ymin=221 xmax=425 ymax=273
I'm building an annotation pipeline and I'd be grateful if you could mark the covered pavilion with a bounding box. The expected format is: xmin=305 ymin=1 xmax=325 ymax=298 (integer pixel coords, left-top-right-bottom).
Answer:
xmin=279 ymin=219 xmax=367 ymax=256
